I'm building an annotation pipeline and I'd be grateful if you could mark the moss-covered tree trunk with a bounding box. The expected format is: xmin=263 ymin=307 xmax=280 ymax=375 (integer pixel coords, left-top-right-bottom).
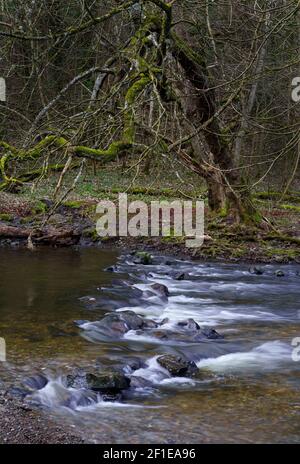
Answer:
xmin=171 ymin=26 xmax=255 ymax=222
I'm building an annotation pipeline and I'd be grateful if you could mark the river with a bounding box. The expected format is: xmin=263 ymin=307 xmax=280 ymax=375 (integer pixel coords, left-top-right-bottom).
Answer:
xmin=0 ymin=247 xmax=300 ymax=443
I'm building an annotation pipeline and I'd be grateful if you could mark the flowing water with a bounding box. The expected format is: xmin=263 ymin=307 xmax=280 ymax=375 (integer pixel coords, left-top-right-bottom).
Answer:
xmin=0 ymin=247 xmax=300 ymax=443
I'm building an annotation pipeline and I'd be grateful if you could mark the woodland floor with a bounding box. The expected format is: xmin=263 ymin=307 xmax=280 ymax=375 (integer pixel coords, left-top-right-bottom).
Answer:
xmin=0 ymin=164 xmax=299 ymax=263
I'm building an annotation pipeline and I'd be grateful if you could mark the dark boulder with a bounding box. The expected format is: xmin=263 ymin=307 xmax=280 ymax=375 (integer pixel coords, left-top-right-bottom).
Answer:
xmin=174 ymin=272 xmax=186 ymax=281
xmin=149 ymin=283 xmax=169 ymax=299
xmin=66 ymin=373 xmax=89 ymax=389
xmin=177 ymin=318 xmax=200 ymax=331
xmin=249 ymin=266 xmax=264 ymax=275
xmin=275 ymin=270 xmax=285 ymax=277
xmin=86 ymin=311 xmax=144 ymax=338
xmin=86 ymin=372 xmax=130 ymax=393
xmin=104 ymin=265 xmax=118 ymax=272
xmin=157 ymin=355 xmax=198 ymax=377
xmin=197 ymin=327 xmax=223 ymax=340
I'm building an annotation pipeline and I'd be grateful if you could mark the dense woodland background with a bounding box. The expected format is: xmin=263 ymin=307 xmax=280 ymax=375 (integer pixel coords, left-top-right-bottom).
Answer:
xmin=0 ymin=0 xmax=299 ymax=224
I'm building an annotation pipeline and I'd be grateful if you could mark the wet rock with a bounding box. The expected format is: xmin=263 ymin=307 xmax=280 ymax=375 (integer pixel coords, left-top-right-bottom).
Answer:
xmin=177 ymin=319 xmax=200 ymax=331
xmin=133 ymin=252 xmax=152 ymax=265
xmin=92 ymin=314 xmax=129 ymax=336
xmin=157 ymin=355 xmax=198 ymax=377
xmin=86 ymin=372 xmax=130 ymax=393
xmin=200 ymin=327 xmax=223 ymax=340
xmin=275 ymin=270 xmax=285 ymax=277
xmin=149 ymin=283 xmax=169 ymax=299
xmin=189 ymin=327 xmax=223 ymax=341
xmin=23 ymin=374 xmax=48 ymax=391
xmin=142 ymin=319 xmax=159 ymax=329
xmin=249 ymin=266 xmax=264 ymax=275
xmin=104 ymin=266 xmax=118 ymax=272
xmin=66 ymin=373 xmax=89 ymax=390
xmin=174 ymin=272 xmax=186 ymax=281
xmin=149 ymin=321 xmax=223 ymax=343
xmin=118 ymin=311 xmax=145 ymax=330
xmin=79 ymin=311 xmax=156 ymax=339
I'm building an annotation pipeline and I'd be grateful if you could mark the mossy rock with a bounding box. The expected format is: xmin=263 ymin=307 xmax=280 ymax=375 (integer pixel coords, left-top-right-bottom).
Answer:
xmin=86 ymin=372 xmax=130 ymax=393
xmin=157 ymin=355 xmax=198 ymax=377
xmin=133 ymin=251 xmax=153 ymax=265
xmin=82 ymin=227 xmax=99 ymax=241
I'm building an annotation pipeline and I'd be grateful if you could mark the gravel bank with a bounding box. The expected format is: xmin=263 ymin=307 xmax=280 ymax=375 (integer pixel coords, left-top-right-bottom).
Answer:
xmin=0 ymin=392 xmax=84 ymax=444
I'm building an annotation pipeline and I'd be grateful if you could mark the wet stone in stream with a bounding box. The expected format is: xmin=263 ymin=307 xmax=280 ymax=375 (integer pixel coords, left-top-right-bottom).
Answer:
xmin=157 ymin=355 xmax=198 ymax=377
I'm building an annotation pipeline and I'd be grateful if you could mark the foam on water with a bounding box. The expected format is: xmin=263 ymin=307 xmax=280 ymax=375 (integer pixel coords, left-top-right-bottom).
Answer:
xmin=197 ymin=341 xmax=292 ymax=373
xmin=132 ymin=356 xmax=195 ymax=387
xmin=30 ymin=377 xmax=104 ymax=408
xmin=28 ymin=377 xmax=149 ymax=412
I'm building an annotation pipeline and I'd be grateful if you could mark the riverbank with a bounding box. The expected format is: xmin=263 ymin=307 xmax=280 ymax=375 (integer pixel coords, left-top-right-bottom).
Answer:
xmin=0 ymin=392 xmax=84 ymax=444
xmin=0 ymin=191 xmax=299 ymax=263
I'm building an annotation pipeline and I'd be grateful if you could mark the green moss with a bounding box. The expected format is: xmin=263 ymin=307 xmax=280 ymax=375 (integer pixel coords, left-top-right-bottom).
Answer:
xmin=63 ymin=200 xmax=84 ymax=209
xmin=265 ymin=247 xmax=298 ymax=260
xmin=280 ymin=204 xmax=300 ymax=213
xmin=135 ymin=251 xmax=152 ymax=264
xmin=0 ymin=213 xmax=13 ymax=222
xmin=172 ymin=32 xmax=206 ymax=69
xmin=218 ymin=207 xmax=228 ymax=218
xmin=254 ymin=191 xmax=300 ymax=203
xmin=74 ymin=141 xmax=132 ymax=160
xmin=20 ymin=216 xmax=34 ymax=224
xmin=31 ymin=200 xmax=47 ymax=215
xmin=82 ymin=227 xmax=100 ymax=241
